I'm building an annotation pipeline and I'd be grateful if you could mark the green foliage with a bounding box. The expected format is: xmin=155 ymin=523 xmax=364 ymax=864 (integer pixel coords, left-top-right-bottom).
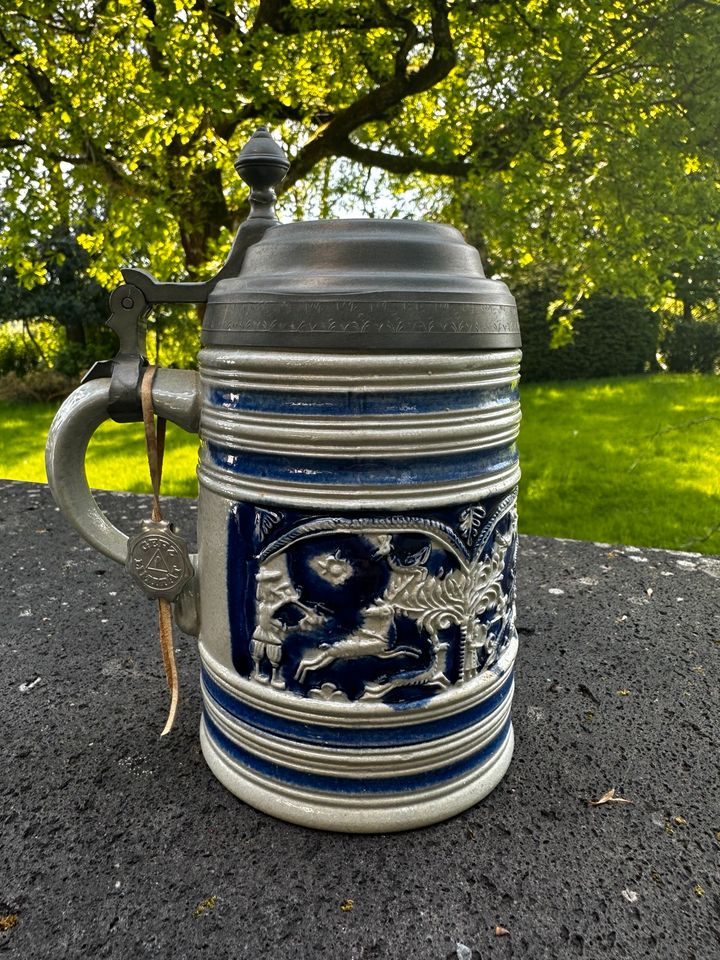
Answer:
xmin=52 ymin=323 xmax=117 ymax=377
xmin=0 ymin=318 xmax=117 ymax=379
xmin=518 ymin=289 xmax=659 ymax=381
xmin=450 ymin=2 xmax=720 ymax=309
xmin=0 ymin=0 xmax=717 ymax=309
xmin=0 ymin=223 xmax=202 ymax=375
xmin=0 ymin=226 xmax=118 ymax=376
xmin=148 ymin=306 xmax=201 ymax=370
xmin=662 ymin=318 xmax=720 ymax=374
xmin=0 ymin=226 xmax=109 ymax=328
xmin=0 ymin=324 xmax=43 ymax=376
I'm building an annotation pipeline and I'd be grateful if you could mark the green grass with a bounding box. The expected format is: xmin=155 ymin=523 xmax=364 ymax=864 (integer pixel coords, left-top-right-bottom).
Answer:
xmin=517 ymin=374 xmax=720 ymax=554
xmin=1 ymin=373 xmax=718 ymax=554
xmin=1 ymin=402 xmax=200 ymax=498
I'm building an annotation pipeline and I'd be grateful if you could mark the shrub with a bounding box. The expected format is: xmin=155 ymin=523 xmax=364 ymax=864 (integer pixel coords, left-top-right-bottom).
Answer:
xmin=53 ymin=323 xmax=117 ymax=377
xmin=0 ymin=370 xmax=77 ymax=403
xmin=662 ymin=318 xmax=720 ymax=374
xmin=513 ymin=285 xmax=555 ymax=382
xmin=0 ymin=325 xmax=45 ymax=376
xmin=517 ymin=287 xmax=659 ymax=381
xmin=562 ymin=294 xmax=660 ymax=379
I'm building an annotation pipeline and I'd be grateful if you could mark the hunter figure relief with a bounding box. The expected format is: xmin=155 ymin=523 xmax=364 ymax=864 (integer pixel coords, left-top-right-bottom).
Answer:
xmin=229 ymin=491 xmax=518 ymax=704
xmin=250 ymin=553 xmax=325 ymax=688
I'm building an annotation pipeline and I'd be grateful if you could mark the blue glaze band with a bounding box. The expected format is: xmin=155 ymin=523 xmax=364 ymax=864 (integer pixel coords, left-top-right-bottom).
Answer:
xmin=208 ymin=443 xmax=518 ymax=485
xmin=201 ymin=667 xmax=514 ymax=748
xmin=203 ymin=709 xmax=512 ymax=795
xmin=208 ymin=385 xmax=519 ymax=416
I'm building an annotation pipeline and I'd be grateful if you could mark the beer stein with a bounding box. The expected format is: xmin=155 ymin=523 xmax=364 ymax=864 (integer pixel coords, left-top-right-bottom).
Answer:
xmin=46 ymin=128 xmax=522 ymax=832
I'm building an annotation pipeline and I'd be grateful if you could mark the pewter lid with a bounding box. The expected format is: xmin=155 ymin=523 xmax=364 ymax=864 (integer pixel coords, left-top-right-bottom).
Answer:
xmin=202 ymin=217 xmax=520 ymax=351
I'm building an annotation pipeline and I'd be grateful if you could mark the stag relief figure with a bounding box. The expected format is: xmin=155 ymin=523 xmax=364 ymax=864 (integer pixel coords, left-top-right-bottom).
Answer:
xmin=285 ymin=518 xmax=517 ymax=701
xmin=251 ymin=553 xmax=325 ymax=689
xmin=294 ymin=534 xmax=423 ymax=688
xmin=294 ymin=598 xmax=420 ymax=685
xmin=361 ymin=546 xmax=454 ymax=700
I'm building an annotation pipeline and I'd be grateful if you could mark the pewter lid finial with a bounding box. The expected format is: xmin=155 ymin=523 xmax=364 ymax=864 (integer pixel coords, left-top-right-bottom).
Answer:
xmin=234 ymin=126 xmax=290 ymax=220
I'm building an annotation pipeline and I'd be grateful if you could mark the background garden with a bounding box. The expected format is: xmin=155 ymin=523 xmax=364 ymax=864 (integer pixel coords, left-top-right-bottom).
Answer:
xmin=1 ymin=0 xmax=718 ymax=555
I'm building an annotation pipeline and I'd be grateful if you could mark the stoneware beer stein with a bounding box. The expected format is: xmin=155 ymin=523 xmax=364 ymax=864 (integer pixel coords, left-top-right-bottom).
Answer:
xmin=46 ymin=128 xmax=522 ymax=832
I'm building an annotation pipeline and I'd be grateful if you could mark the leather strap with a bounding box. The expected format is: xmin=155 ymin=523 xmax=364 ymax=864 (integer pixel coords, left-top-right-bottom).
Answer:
xmin=140 ymin=366 xmax=179 ymax=736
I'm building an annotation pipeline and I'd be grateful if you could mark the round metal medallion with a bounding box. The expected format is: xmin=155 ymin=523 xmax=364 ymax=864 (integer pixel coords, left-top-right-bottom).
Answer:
xmin=126 ymin=521 xmax=194 ymax=601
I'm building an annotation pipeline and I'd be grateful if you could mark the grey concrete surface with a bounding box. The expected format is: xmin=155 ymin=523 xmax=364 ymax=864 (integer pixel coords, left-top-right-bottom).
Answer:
xmin=1 ymin=480 xmax=718 ymax=960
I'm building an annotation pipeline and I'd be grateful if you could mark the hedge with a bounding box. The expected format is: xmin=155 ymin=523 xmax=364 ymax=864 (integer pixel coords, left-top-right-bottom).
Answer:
xmin=517 ymin=287 xmax=660 ymax=382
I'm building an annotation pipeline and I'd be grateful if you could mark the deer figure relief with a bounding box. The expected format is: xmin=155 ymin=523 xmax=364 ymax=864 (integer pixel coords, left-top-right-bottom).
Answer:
xmin=294 ymin=598 xmax=420 ymax=684
xmin=253 ymin=511 xmax=517 ymax=702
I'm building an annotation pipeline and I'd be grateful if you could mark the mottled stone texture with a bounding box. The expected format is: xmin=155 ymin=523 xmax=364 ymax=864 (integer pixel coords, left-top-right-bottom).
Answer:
xmin=1 ymin=481 xmax=718 ymax=960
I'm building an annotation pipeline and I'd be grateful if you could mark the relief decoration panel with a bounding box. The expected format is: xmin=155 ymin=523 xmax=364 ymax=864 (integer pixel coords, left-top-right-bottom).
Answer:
xmin=226 ymin=490 xmax=518 ymax=706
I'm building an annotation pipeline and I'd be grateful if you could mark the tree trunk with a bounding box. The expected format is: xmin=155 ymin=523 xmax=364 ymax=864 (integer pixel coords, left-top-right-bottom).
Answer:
xmin=65 ymin=322 xmax=86 ymax=346
xmin=177 ymin=167 xmax=232 ymax=278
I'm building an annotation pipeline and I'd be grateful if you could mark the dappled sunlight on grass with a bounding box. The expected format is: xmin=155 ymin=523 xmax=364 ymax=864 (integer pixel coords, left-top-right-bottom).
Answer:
xmin=518 ymin=373 xmax=720 ymax=553
xmin=1 ymin=373 xmax=718 ymax=554
xmin=0 ymin=401 xmax=199 ymax=498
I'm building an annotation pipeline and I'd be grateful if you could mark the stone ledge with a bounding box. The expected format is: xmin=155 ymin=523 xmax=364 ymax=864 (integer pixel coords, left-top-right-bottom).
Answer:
xmin=1 ymin=481 xmax=718 ymax=959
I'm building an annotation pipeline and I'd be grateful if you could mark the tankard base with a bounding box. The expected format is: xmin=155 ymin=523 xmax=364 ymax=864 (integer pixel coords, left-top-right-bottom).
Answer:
xmin=199 ymin=716 xmax=514 ymax=833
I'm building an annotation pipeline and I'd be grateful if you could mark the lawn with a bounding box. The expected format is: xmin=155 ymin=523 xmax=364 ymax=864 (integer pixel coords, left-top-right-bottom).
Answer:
xmin=517 ymin=374 xmax=719 ymax=554
xmin=1 ymin=401 xmax=200 ymax=499
xmin=1 ymin=373 xmax=718 ymax=555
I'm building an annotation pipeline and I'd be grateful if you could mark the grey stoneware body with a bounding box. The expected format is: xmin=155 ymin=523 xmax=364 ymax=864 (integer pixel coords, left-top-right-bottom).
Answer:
xmin=45 ymin=148 xmax=523 ymax=831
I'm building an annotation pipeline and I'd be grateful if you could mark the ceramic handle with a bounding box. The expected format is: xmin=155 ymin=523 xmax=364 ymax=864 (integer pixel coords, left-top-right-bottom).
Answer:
xmin=45 ymin=370 xmax=202 ymax=634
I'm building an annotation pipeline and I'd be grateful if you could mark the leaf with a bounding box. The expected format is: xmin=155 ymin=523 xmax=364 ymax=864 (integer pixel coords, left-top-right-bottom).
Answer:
xmin=254 ymin=509 xmax=282 ymax=541
xmin=194 ymin=896 xmax=217 ymax=917
xmin=588 ymin=788 xmax=633 ymax=806
xmin=459 ymin=505 xmax=486 ymax=544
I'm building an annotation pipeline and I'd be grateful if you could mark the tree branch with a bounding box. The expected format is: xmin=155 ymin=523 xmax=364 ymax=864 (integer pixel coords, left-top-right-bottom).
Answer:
xmin=192 ymin=0 xmax=237 ymax=39
xmin=340 ymin=139 xmax=471 ymax=177
xmin=212 ymin=100 xmax=305 ymax=142
xmin=139 ymin=0 xmax=168 ymax=74
xmin=0 ymin=27 xmax=56 ymax=106
xmin=249 ymin=0 xmax=381 ymax=37
xmin=5 ymin=10 xmax=92 ymax=37
xmin=338 ymin=112 xmax=529 ymax=180
xmin=280 ymin=0 xmax=456 ymax=192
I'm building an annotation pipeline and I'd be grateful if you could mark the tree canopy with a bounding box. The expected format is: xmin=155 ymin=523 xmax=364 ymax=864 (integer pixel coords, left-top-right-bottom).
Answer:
xmin=1 ymin=0 xmax=718 ymax=307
